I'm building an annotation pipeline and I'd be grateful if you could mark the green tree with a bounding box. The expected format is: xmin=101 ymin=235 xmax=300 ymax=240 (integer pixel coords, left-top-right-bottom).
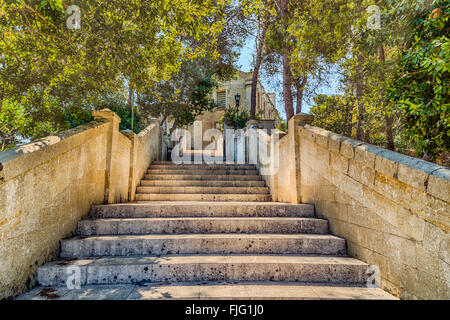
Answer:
xmin=310 ymin=94 xmax=353 ymax=136
xmin=0 ymin=0 xmax=230 ymax=149
xmin=388 ymin=1 xmax=449 ymax=161
xmin=138 ymin=2 xmax=246 ymax=133
xmin=139 ymin=61 xmax=219 ymax=133
xmin=239 ymin=0 xmax=276 ymax=119
xmin=218 ymin=109 xmax=250 ymax=130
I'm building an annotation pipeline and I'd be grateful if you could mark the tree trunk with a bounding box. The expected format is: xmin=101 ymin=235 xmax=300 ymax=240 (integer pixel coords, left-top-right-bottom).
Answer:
xmin=355 ymin=54 xmax=365 ymax=141
xmin=128 ymin=84 xmax=134 ymax=131
xmin=364 ymin=129 xmax=370 ymax=142
xmin=0 ymin=62 xmax=4 ymax=113
xmin=378 ymin=42 xmax=395 ymax=150
xmin=282 ymin=53 xmax=294 ymax=120
xmin=250 ymin=21 xmax=268 ymax=120
xmin=169 ymin=117 xmax=178 ymax=134
xmin=343 ymin=93 xmax=353 ymax=137
xmin=0 ymin=84 xmax=3 ymax=114
xmin=296 ymin=86 xmax=303 ymax=114
xmin=293 ymin=75 xmax=307 ymax=114
xmin=160 ymin=115 xmax=167 ymax=127
xmin=279 ymin=0 xmax=294 ymax=121
xmin=128 ymin=85 xmax=134 ymax=107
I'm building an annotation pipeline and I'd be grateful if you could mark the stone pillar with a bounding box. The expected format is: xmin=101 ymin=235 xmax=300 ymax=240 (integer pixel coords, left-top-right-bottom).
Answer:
xmin=122 ymin=130 xmax=138 ymax=202
xmin=223 ymin=124 xmax=234 ymax=164
xmin=93 ymin=109 xmax=121 ymax=204
xmin=193 ymin=120 xmax=203 ymax=164
xmin=148 ymin=118 xmax=161 ymax=161
xmin=235 ymin=129 xmax=246 ymax=164
xmin=246 ymin=120 xmax=258 ymax=165
xmin=246 ymin=119 xmax=259 ymax=129
xmin=288 ymin=112 xmax=314 ymax=130
xmin=288 ymin=113 xmax=314 ymax=203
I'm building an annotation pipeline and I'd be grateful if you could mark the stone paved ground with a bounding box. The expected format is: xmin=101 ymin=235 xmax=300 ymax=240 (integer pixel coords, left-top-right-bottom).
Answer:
xmin=16 ymin=282 xmax=397 ymax=300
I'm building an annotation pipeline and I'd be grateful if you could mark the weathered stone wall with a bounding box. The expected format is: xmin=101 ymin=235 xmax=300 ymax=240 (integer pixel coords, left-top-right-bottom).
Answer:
xmin=0 ymin=109 xmax=160 ymax=299
xmin=298 ymin=124 xmax=449 ymax=300
xmin=274 ymin=134 xmax=297 ymax=203
xmin=262 ymin=113 xmax=449 ymax=299
xmin=186 ymin=110 xmax=225 ymax=149
xmin=126 ymin=120 xmax=160 ymax=202
xmin=135 ymin=121 xmax=160 ymax=189
xmin=257 ymin=115 xmax=306 ymax=204
xmin=113 ymin=131 xmax=132 ymax=203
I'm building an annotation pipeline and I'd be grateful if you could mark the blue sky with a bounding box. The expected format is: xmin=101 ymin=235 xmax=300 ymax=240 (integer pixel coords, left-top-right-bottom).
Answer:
xmin=236 ymin=37 xmax=342 ymax=119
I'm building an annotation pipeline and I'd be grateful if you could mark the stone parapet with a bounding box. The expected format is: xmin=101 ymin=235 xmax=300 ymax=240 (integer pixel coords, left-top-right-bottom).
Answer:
xmin=0 ymin=109 xmax=160 ymax=299
xmin=253 ymin=112 xmax=448 ymax=299
xmin=270 ymin=117 xmax=449 ymax=299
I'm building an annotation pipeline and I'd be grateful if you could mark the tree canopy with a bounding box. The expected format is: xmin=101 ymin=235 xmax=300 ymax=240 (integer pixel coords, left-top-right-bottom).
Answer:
xmin=1 ymin=0 xmax=448 ymax=164
xmin=0 ymin=0 xmax=232 ymax=149
xmin=388 ymin=0 xmax=449 ymax=160
xmin=247 ymin=0 xmax=447 ymax=164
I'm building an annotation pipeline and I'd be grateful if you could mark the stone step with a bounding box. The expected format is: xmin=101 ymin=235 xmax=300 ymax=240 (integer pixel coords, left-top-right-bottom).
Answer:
xmin=134 ymin=193 xmax=272 ymax=202
xmin=140 ymin=180 xmax=266 ymax=187
xmin=18 ymin=282 xmax=397 ymax=300
xmin=90 ymin=202 xmax=315 ymax=219
xmin=143 ymin=174 xmax=262 ymax=181
xmin=150 ymin=164 xmax=257 ymax=170
xmin=60 ymin=234 xmax=346 ymax=258
xmin=77 ymin=217 xmax=329 ymax=236
xmin=136 ymin=186 xmax=270 ymax=195
xmin=37 ymin=255 xmax=366 ymax=286
xmin=153 ymin=161 xmax=256 ymax=166
xmin=146 ymin=169 xmax=259 ymax=175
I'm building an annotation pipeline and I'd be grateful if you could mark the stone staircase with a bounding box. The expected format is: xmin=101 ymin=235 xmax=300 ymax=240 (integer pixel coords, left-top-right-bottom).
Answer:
xmin=135 ymin=162 xmax=272 ymax=201
xmin=19 ymin=161 xmax=396 ymax=299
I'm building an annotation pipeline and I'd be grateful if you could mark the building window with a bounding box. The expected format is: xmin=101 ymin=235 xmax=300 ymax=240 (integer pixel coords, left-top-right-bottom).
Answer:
xmin=216 ymin=91 xmax=226 ymax=108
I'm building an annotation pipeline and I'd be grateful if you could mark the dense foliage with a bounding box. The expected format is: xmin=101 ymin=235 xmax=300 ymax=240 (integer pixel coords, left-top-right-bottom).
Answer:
xmin=299 ymin=0 xmax=448 ymax=164
xmin=388 ymin=1 xmax=449 ymax=160
xmin=0 ymin=0 xmax=231 ymax=149
xmin=140 ymin=62 xmax=219 ymax=133
xmin=310 ymin=95 xmax=354 ymax=137
xmin=218 ymin=109 xmax=250 ymax=130
xmin=1 ymin=0 xmax=448 ymax=163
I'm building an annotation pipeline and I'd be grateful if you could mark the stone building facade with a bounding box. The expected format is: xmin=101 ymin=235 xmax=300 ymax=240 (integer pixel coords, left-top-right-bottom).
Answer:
xmin=211 ymin=70 xmax=279 ymax=121
xmin=164 ymin=70 xmax=281 ymax=150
